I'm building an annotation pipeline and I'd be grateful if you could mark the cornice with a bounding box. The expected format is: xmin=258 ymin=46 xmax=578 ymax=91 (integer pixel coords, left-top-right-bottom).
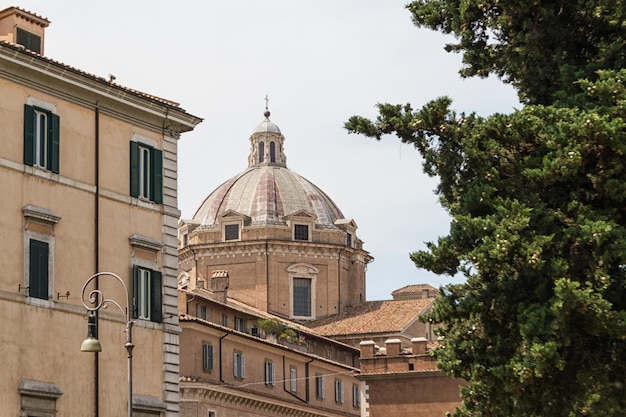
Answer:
xmin=0 ymin=42 xmax=202 ymax=133
xmin=180 ymin=382 xmax=357 ymax=417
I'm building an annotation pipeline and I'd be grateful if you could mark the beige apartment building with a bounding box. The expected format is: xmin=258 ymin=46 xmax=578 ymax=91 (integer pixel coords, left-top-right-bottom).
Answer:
xmin=0 ymin=7 xmax=201 ymax=417
xmin=178 ymin=277 xmax=362 ymax=417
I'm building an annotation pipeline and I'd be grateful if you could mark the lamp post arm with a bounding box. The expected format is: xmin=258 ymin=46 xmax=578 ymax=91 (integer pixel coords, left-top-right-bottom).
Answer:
xmin=80 ymin=272 xmax=134 ymax=417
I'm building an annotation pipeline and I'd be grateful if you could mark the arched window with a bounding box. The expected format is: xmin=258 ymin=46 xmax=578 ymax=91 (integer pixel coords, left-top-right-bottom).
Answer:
xmin=259 ymin=142 xmax=265 ymax=163
xmin=269 ymin=142 xmax=276 ymax=163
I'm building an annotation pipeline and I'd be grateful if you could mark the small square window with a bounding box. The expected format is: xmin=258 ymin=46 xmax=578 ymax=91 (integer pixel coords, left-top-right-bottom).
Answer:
xmin=224 ymin=224 xmax=239 ymax=241
xmin=293 ymin=224 xmax=309 ymax=241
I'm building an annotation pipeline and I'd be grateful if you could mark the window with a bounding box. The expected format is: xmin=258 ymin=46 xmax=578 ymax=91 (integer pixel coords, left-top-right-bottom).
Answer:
xmin=224 ymin=224 xmax=239 ymax=241
xmin=315 ymin=374 xmax=325 ymax=399
xmin=234 ymin=317 xmax=246 ymax=332
xmin=24 ymin=104 xmax=60 ymax=173
xmin=293 ymin=278 xmax=311 ymax=317
xmin=208 ymin=411 xmax=216 ymax=417
xmin=352 ymin=384 xmax=360 ymax=408
xmin=196 ymin=304 xmax=207 ymax=320
xmin=335 ymin=379 xmax=344 ymax=404
xmin=264 ymin=360 xmax=276 ymax=386
xmin=269 ymin=141 xmax=276 ymax=162
xmin=202 ymin=343 xmax=213 ymax=371
xmin=221 ymin=313 xmax=228 ymax=326
xmin=16 ymin=28 xmax=42 ymax=53
xmin=130 ymin=141 xmax=163 ymax=203
xmin=290 ymin=366 xmax=297 ymax=392
xmin=29 ymin=239 xmax=49 ymax=300
xmin=259 ymin=142 xmax=265 ymax=163
xmin=293 ymin=224 xmax=309 ymax=241
xmin=132 ymin=265 xmax=162 ymax=322
xmin=346 ymin=232 xmax=352 ymax=247
xmin=23 ymin=205 xmax=59 ymax=303
xmin=233 ymin=351 xmax=245 ymax=379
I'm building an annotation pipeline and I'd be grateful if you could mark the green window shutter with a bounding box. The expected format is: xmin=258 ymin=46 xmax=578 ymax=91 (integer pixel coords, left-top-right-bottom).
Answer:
xmin=17 ymin=28 xmax=41 ymax=54
xmin=131 ymin=265 xmax=139 ymax=319
xmin=48 ymin=113 xmax=60 ymax=173
xmin=151 ymin=148 xmax=163 ymax=204
xmin=151 ymin=270 xmax=162 ymax=323
xmin=129 ymin=142 xmax=140 ymax=198
xmin=29 ymin=239 xmax=49 ymax=300
xmin=23 ymin=105 xmax=35 ymax=166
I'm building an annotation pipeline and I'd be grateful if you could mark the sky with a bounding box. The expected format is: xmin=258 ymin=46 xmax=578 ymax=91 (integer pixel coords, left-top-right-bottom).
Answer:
xmin=19 ymin=0 xmax=520 ymax=300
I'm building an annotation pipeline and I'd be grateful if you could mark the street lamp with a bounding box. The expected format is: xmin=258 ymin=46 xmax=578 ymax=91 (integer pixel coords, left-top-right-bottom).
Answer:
xmin=81 ymin=272 xmax=134 ymax=417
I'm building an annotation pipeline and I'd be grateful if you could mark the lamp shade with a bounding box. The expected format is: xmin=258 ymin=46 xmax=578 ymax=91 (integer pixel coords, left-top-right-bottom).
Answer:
xmin=81 ymin=336 xmax=102 ymax=352
xmin=81 ymin=312 xmax=102 ymax=352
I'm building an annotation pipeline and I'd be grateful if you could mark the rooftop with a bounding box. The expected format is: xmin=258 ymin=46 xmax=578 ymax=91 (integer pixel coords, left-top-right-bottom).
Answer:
xmin=307 ymin=298 xmax=434 ymax=336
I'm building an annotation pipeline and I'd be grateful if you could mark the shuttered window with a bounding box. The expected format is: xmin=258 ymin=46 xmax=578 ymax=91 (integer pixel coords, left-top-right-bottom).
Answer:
xmin=24 ymin=105 xmax=60 ymax=173
xmin=132 ymin=265 xmax=162 ymax=323
xmin=29 ymin=239 xmax=49 ymax=300
xmin=130 ymin=141 xmax=163 ymax=203
xmin=202 ymin=343 xmax=214 ymax=371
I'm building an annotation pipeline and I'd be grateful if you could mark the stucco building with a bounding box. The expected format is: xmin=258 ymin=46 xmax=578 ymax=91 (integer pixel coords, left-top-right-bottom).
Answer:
xmin=178 ymin=273 xmax=363 ymax=417
xmin=0 ymin=7 xmax=201 ymax=416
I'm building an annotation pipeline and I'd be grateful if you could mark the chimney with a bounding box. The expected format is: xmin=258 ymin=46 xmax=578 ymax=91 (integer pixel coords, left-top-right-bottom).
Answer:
xmin=0 ymin=7 xmax=50 ymax=55
xmin=422 ymin=288 xmax=429 ymax=298
xmin=210 ymin=270 xmax=229 ymax=303
xmin=384 ymin=338 xmax=402 ymax=356
xmin=359 ymin=340 xmax=376 ymax=358
xmin=412 ymin=337 xmax=428 ymax=355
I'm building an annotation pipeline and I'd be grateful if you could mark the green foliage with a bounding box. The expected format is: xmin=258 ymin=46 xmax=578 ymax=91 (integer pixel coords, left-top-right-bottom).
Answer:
xmin=346 ymin=68 xmax=626 ymax=415
xmin=346 ymin=2 xmax=626 ymax=413
xmin=405 ymin=0 xmax=626 ymax=104
xmin=257 ymin=318 xmax=284 ymax=335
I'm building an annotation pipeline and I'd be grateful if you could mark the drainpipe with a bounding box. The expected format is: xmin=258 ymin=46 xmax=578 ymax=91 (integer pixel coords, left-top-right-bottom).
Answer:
xmin=218 ymin=332 xmax=228 ymax=383
xmin=305 ymin=358 xmax=314 ymax=402
xmin=94 ymin=103 xmax=100 ymax=417
xmin=282 ymin=355 xmax=307 ymax=403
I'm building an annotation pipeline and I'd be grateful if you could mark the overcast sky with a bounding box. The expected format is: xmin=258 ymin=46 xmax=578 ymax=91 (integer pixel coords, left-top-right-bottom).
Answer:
xmin=20 ymin=0 xmax=520 ymax=300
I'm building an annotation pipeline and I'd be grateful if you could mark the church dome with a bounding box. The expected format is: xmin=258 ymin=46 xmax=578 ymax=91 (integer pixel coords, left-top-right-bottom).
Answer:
xmin=192 ymin=110 xmax=345 ymax=228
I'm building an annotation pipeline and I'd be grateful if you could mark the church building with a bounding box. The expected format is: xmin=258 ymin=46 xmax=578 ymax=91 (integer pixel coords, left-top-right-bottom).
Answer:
xmin=178 ymin=108 xmax=372 ymax=322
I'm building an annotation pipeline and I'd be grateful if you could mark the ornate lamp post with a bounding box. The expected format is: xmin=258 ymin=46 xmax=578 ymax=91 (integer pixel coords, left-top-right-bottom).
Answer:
xmin=80 ymin=272 xmax=134 ymax=417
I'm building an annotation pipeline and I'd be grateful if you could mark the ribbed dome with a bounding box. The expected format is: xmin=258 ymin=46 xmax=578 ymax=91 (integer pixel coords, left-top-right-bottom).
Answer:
xmin=192 ymin=165 xmax=345 ymax=228
xmin=192 ymin=111 xmax=345 ymax=228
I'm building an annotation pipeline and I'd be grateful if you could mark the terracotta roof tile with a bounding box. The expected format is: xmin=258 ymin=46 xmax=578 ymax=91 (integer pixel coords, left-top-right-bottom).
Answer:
xmin=307 ymin=298 xmax=433 ymax=336
xmin=0 ymin=41 xmax=185 ymax=109
xmin=392 ymin=283 xmax=439 ymax=295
